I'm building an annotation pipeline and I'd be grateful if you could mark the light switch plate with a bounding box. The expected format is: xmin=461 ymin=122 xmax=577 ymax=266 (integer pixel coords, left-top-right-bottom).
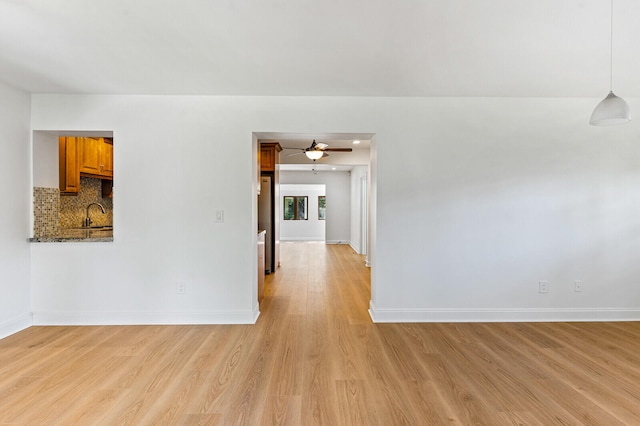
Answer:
xmin=216 ymin=210 xmax=224 ymax=223
xmin=539 ymin=281 xmax=549 ymax=293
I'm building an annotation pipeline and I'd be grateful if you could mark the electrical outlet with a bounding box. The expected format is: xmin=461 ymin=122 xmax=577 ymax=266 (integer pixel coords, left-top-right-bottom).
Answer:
xmin=574 ymin=280 xmax=583 ymax=292
xmin=215 ymin=210 xmax=224 ymax=223
xmin=176 ymin=282 xmax=185 ymax=294
xmin=539 ymin=281 xmax=549 ymax=293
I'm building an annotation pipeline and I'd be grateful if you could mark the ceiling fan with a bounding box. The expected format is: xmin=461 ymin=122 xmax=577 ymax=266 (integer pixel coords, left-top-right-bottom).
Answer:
xmin=282 ymin=140 xmax=352 ymax=161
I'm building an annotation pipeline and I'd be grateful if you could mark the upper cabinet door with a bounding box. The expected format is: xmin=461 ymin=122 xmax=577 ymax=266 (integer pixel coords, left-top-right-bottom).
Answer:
xmin=260 ymin=142 xmax=282 ymax=172
xmin=59 ymin=136 xmax=80 ymax=194
xmin=78 ymin=137 xmax=113 ymax=179
xmin=101 ymin=139 xmax=113 ymax=178
xmin=79 ymin=137 xmax=101 ymax=175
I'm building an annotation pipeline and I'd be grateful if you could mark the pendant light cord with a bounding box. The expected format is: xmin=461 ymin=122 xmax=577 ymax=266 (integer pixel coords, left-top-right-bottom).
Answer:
xmin=609 ymin=0 xmax=614 ymax=91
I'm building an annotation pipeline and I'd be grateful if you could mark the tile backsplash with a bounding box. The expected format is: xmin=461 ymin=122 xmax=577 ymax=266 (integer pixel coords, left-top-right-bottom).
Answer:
xmin=33 ymin=177 xmax=113 ymax=237
xmin=33 ymin=187 xmax=60 ymax=238
xmin=60 ymin=177 xmax=113 ymax=228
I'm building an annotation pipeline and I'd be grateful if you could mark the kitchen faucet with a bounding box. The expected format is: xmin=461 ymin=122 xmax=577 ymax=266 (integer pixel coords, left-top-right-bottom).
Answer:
xmin=84 ymin=202 xmax=106 ymax=227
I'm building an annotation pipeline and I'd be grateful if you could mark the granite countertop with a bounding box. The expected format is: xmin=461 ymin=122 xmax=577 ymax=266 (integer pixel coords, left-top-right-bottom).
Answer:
xmin=29 ymin=227 xmax=114 ymax=243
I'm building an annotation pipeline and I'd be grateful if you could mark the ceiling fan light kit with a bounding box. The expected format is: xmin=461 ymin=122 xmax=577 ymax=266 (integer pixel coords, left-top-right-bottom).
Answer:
xmin=590 ymin=0 xmax=630 ymax=126
xmin=305 ymin=150 xmax=324 ymax=160
xmin=283 ymin=140 xmax=353 ymax=162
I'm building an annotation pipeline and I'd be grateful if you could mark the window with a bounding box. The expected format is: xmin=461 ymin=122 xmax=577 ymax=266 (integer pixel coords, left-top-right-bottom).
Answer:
xmin=284 ymin=196 xmax=308 ymax=220
xmin=318 ymin=196 xmax=326 ymax=220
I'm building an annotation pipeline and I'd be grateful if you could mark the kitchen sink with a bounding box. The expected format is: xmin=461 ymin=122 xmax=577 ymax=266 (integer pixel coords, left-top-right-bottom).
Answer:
xmin=68 ymin=226 xmax=113 ymax=231
xmin=58 ymin=226 xmax=113 ymax=239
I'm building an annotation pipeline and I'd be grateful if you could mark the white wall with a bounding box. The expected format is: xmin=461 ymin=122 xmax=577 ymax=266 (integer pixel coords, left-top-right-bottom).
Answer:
xmin=32 ymin=132 xmax=59 ymax=188
xmin=279 ymin=184 xmax=325 ymax=241
xmin=27 ymin=95 xmax=640 ymax=325
xmin=372 ymin=98 xmax=640 ymax=322
xmin=350 ymin=165 xmax=368 ymax=254
xmin=280 ymin=170 xmax=351 ymax=244
xmin=0 ymin=82 xmax=31 ymax=338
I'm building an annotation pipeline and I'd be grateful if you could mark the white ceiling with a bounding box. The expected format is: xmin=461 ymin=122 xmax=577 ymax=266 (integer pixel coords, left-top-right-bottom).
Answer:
xmin=279 ymin=164 xmax=355 ymax=173
xmin=2 ymin=0 xmax=639 ymax=98
xmin=256 ymin=132 xmax=372 ymax=149
xmin=258 ymin=132 xmax=370 ymax=170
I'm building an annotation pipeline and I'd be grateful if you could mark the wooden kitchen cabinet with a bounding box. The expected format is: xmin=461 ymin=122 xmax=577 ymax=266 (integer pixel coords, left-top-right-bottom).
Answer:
xmin=79 ymin=137 xmax=113 ymax=179
xmin=59 ymin=136 xmax=114 ymax=197
xmin=260 ymin=142 xmax=282 ymax=172
xmin=101 ymin=179 xmax=113 ymax=198
xmin=59 ymin=136 xmax=81 ymax=194
xmin=101 ymin=138 xmax=113 ymax=177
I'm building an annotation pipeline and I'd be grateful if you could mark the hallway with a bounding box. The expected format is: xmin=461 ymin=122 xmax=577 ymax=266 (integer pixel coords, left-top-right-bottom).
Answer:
xmin=262 ymin=242 xmax=371 ymax=325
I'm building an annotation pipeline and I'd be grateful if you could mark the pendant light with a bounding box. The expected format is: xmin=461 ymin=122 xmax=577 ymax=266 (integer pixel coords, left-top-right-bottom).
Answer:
xmin=590 ymin=0 xmax=630 ymax=125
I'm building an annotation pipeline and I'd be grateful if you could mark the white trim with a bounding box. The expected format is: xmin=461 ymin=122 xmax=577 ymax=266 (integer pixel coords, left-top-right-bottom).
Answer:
xmin=280 ymin=237 xmax=325 ymax=242
xmin=32 ymin=310 xmax=257 ymax=326
xmin=252 ymin=302 xmax=261 ymax=323
xmin=349 ymin=241 xmax=361 ymax=254
xmin=368 ymin=301 xmax=376 ymax=322
xmin=326 ymin=240 xmax=349 ymax=245
xmin=369 ymin=302 xmax=640 ymax=323
xmin=0 ymin=313 xmax=33 ymax=340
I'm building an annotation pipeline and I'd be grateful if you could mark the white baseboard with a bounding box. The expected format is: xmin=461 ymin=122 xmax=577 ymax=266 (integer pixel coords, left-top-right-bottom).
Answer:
xmin=33 ymin=310 xmax=258 ymax=326
xmin=326 ymin=240 xmax=349 ymax=245
xmin=252 ymin=302 xmax=261 ymax=323
xmin=0 ymin=313 xmax=33 ymax=340
xmin=368 ymin=301 xmax=640 ymax=323
xmin=281 ymin=237 xmax=325 ymax=242
xmin=349 ymin=241 xmax=361 ymax=254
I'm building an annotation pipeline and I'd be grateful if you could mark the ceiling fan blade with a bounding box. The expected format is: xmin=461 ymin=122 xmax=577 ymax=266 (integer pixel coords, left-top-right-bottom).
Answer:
xmin=287 ymin=151 xmax=305 ymax=157
xmin=316 ymin=142 xmax=329 ymax=149
xmin=323 ymin=148 xmax=352 ymax=152
xmin=281 ymin=147 xmax=304 ymax=150
xmin=322 ymin=152 xmax=329 ymax=158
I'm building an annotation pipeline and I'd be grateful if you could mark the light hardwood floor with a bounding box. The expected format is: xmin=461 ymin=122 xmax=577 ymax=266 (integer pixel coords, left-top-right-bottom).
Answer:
xmin=2 ymin=242 xmax=640 ymax=424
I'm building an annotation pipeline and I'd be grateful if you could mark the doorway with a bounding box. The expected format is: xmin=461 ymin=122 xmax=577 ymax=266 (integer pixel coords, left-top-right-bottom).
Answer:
xmin=265 ymin=241 xmax=371 ymax=323
xmin=253 ymin=132 xmax=375 ymax=315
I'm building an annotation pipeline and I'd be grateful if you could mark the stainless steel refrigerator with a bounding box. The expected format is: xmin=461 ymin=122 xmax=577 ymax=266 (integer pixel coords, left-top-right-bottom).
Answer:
xmin=258 ymin=175 xmax=274 ymax=273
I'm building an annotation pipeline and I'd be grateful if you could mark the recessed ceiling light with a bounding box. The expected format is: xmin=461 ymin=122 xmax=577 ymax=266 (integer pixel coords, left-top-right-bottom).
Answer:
xmin=352 ymin=140 xmax=360 ymax=144
xmin=332 ymin=167 xmax=336 ymax=170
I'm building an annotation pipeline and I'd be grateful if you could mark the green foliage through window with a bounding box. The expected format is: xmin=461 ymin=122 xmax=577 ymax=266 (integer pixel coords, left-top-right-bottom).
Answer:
xmin=318 ymin=196 xmax=326 ymax=220
xmin=284 ymin=196 xmax=308 ymax=220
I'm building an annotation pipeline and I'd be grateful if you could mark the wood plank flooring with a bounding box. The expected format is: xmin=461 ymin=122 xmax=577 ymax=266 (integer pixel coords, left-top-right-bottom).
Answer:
xmin=2 ymin=242 xmax=640 ymax=424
